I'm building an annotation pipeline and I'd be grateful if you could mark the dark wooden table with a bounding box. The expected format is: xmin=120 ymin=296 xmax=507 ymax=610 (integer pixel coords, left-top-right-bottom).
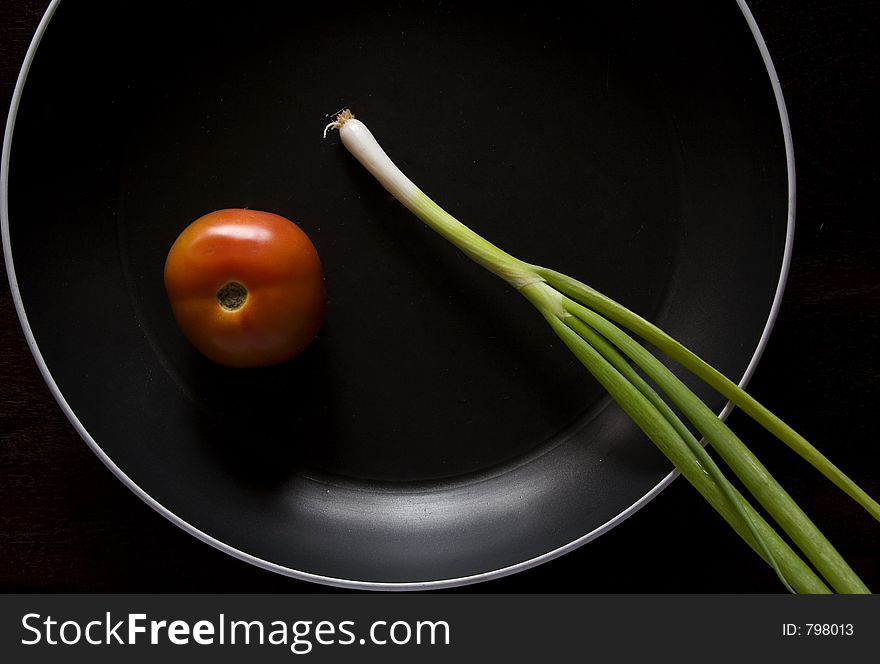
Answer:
xmin=2 ymin=0 xmax=877 ymax=592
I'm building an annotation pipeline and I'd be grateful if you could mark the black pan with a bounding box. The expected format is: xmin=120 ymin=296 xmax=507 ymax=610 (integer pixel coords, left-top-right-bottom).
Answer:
xmin=2 ymin=0 xmax=791 ymax=588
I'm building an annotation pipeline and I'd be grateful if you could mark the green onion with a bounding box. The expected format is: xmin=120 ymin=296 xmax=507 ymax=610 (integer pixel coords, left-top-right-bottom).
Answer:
xmin=324 ymin=109 xmax=876 ymax=593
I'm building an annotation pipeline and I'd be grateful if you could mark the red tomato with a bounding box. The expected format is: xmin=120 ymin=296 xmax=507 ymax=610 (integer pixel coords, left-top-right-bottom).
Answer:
xmin=164 ymin=208 xmax=325 ymax=368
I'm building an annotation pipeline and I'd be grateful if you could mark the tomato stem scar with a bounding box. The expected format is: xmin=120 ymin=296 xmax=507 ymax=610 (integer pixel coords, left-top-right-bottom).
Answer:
xmin=216 ymin=281 xmax=248 ymax=311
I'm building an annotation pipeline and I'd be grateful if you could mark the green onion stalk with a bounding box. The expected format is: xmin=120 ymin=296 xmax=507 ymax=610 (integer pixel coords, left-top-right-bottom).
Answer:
xmin=323 ymin=109 xmax=877 ymax=593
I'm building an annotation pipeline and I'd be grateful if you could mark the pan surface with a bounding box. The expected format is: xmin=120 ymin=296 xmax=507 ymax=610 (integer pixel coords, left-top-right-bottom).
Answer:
xmin=2 ymin=0 xmax=791 ymax=588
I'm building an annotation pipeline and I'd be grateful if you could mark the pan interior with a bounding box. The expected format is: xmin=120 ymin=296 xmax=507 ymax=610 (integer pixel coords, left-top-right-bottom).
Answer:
xmin=6 ymin=0 xmax=787 ymax=584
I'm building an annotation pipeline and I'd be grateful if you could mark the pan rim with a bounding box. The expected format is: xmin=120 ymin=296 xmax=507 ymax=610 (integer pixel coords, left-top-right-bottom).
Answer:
xmin=1 ymin=0 xmax=795 ymax=591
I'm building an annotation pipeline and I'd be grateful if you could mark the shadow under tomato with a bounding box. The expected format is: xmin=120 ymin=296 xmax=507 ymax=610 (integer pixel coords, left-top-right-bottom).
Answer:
xmin=184 ymin=330 xmax=339 ymax=489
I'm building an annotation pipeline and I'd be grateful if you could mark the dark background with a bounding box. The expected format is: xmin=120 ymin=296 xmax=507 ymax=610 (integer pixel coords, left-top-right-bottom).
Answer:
xmin=1 ymin=0 xmax=877 ymax=593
